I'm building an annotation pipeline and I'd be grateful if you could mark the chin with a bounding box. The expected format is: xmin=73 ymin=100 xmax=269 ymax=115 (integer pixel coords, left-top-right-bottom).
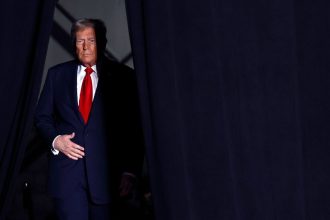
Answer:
xmin=82 ymin=61 xmax=96 ymax=66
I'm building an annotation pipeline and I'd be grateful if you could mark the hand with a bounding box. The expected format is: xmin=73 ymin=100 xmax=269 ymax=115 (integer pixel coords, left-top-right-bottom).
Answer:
xmin=119 ymin=174 xmax=135 ymax=197
xmin=54 ymin=132 xmax=85 ymax=160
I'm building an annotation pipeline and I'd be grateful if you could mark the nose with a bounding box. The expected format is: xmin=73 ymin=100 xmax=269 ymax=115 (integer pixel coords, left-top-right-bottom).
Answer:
xmin=83 ymin=42 xmax=87 ymax=50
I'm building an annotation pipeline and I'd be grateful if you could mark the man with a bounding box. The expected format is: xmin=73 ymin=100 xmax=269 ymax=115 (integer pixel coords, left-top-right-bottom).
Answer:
xmin=35 ymin=18 xmax=143 ymax=220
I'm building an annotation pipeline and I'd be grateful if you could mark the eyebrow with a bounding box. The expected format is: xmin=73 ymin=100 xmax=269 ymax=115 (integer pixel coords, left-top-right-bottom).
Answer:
xmin=76 ymin=37 xmax=95 ymax=39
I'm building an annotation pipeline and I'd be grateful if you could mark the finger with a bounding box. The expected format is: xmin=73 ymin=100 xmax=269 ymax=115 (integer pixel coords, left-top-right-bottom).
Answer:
xmin=120 ymin=182 xmax=132 ymax=193
xmin=72 ymin=148 xmax=85 ymax=157
xmin=66 ymin=153 xmax=79 ymax=160
xmin=121 ymin=187 xmax=130 ymax=194
xmin=120 ymin=188 xmax=128 ymax=197
xmin=70 ymin=132 xmax=75 ymax=139
xmin=120 ymin=180 xmax=130 ymax=188
xmin=69 ymin=151 xmax=83 ymax=159
xmin=63 ymin=133 xmax=73 ymax=140
xmin=68 ymin=146 xmax=84 ymax=157
xmin=72 ymin=143 xmax=84 ymax=151
xmin=120 ymin=186 xmax=131 ymax=197
xmin=71 ymin=144 xmax=85 ymax=156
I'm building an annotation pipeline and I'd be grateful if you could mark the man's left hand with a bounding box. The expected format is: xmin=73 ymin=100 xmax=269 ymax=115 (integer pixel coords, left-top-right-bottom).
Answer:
xmin=119 ymin=173 xmax=135 ymax=197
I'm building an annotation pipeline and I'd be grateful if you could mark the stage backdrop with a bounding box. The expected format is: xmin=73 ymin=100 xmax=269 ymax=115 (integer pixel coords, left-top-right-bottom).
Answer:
xmin=126 ymin=0 xmax=330 ymax=219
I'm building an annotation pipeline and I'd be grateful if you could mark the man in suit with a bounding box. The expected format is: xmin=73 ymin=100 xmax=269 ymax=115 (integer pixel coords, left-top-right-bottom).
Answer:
xmin=35 ymin=18 xmax=143 ymax=220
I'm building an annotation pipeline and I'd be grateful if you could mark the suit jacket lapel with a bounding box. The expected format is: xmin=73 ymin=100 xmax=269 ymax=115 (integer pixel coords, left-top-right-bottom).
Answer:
xmin=67 ymin=62 xmax=85 ymax=124
xmin=87 ymin=65 xmax=105 ymax=126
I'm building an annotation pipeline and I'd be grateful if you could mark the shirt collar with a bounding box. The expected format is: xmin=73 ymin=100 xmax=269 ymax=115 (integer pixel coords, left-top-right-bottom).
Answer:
xmin=77 ymin=64 xmax=97 ymax=74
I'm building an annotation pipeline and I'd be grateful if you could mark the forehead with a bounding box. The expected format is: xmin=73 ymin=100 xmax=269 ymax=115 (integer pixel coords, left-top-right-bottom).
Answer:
xmin=76 ymin=27 xmax=96 ymax=38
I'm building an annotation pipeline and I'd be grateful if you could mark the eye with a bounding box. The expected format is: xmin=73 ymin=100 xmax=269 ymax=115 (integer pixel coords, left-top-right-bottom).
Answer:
xmin=88 ymin=39 xmax=96 ymax=44
xmin=76 ymin=39 xmax=84 ymax=45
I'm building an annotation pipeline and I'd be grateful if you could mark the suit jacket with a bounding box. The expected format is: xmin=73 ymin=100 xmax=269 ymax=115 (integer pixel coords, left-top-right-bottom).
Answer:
xmin=35 ymin=58 xmax=143 ymax=204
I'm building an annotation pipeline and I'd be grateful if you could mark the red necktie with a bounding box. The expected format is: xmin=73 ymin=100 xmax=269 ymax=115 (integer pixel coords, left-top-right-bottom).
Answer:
xmin=79 ymin=67 xmax=94 ymax=124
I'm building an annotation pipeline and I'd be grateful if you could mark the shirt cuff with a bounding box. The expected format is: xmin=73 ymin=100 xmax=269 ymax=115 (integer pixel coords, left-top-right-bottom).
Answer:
xmin=51 ymin=135 xmax=61 ymax=155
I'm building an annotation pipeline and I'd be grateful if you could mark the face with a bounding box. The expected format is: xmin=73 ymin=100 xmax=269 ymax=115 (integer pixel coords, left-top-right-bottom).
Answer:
xmin=75 ymin=27 xmax=97 ymax=67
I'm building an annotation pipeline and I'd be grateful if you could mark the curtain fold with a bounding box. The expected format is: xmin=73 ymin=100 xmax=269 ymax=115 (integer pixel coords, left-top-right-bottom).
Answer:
xmin=0 ymin=0 xmax=56 ymax=217
xmin=126 ymin=0 xmax=330 ymax=219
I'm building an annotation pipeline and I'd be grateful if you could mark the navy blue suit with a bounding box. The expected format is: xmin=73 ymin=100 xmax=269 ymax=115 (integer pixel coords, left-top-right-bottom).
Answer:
xmin=35 ymin=58 xmax=143 ymax=207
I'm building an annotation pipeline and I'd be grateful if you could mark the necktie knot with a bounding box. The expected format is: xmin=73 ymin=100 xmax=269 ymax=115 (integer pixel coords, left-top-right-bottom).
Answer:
xmin=85 ymin=67 xmax=94 ymax=75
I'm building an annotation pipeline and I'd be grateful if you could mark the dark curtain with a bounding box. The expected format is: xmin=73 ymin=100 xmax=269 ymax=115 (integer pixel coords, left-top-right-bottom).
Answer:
xmin=0 ymin=0 xmax=56 ymax=218
xmin=126 ymin=0 xmax=330 ymax=219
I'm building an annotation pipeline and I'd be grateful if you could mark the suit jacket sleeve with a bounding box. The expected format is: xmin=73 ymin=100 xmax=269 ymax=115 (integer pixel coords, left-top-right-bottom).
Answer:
xmin=34 ymin=68 xmax=58 ymax=146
